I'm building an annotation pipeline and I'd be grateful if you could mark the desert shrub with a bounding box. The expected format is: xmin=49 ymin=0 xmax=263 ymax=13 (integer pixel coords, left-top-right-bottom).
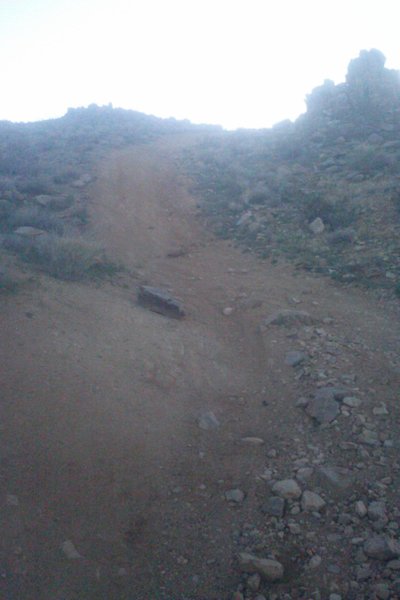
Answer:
xmin=3 ymin=234 xmax=109 ymax=280
xmin=16 ymin=177 xmax=52 ymax=195
xmin=7 ymin=206 xmax=64 ymax=234
xmin=347 ymin=143 xmax=394 ymax=176
xmin=301 ymin=192 xmax=357 ymax=230
xmin=53 ymin=170 xmax=79 ymax=184
xmin=28 ymin=236 xmax=105 ymax=280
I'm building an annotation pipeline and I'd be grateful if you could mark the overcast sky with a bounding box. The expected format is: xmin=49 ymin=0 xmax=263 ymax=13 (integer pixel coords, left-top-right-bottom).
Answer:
xmin=0 ymin=0 xmax=399 ymax=129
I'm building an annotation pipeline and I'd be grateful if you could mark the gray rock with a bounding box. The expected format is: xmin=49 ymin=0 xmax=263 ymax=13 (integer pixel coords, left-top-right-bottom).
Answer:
xmin=246 ymin=573 xmax=261 ymax=592
xmin=356 ymin=566 xmax=372 ymax=580
xmin=363 ymin=536 xmax=400 ymax=560
xmin=359 ymin=428 xmax=380 ymax=446
xmin=308 ymin=554 xmax=322 ymax=569
xmin=240 ymin=437 xmax=264 ymax=445
xmin=373 ymin=403 xmax=389 ymax=416
xmin=272 ymin=479 xmax=302 ymax=499
xmin=61 ymin=540 xmax=82 ymax=559
xmin=238 ymin=552 xmax=284 ymax=581
xmin=262 ymin=309 xmax=315 ymax=328
xmin=225 ymin=489 xmax=245 ymax=503
xmin=301 ymin=490 xmax=326 ymax=512
xmin=296 ymin=467 xmax=314 ymax=483
xmin=317 ymin=466 xmax=352 ymax=489
xmin=314 ymin=387 xmax=349 ymax=402
xmin=198 ymin=411 xmax=220 ymax=430
xmin=285 ymin=351 xmax=306 ymax=367
xmin=14 ymin=226 xmax=47 ymax=237
xmin=305 ymin=397 xmax=340 ymax=424
xmin=309 ymin=217 xmax=325 ymax=234
xmin=355 ymin=500 xmax=368 ymax=517
xmin=137 ymin=285 xmax=185 ymax=319
xmin=343 ymin=396 xmax=361 ymax=408
xmin=368 ymin=501 xmax=388 ymax=522
xmin=260 ymin=496 xmax=285 ymax=518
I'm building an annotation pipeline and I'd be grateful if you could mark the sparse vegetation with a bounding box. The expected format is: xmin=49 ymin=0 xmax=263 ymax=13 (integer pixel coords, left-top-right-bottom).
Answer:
xmin=3 ymin=234 xmax=112 ymax=281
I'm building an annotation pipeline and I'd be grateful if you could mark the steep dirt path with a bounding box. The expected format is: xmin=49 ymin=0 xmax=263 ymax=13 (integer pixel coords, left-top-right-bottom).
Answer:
xmin=1 ymin=135 xmax=399 ymax=600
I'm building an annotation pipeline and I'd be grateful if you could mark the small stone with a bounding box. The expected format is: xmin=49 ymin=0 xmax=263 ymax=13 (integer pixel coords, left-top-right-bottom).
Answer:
xmin=6 ymin=494 xmax=19 ymax=506
xmin=343 ymin=396 xmax=361 ymax=408
xmin=363 ymin=536 xmax=400 ymax=560
xmin=260 ymin=496 xmax=285 ymax=518
xmin=14 ymin=226 xmax=47 ymax=237
xmin=238 ymin=552 xmax=284 ymax=581
xmin=359 ymin=428 xmax=380 ymax=446
xmin=317 ymin=466 xmax=352 ymax=489
xmin=61 ymin=540 xmax=82 ymax=559
xmin=296 ymin=467 xmax=314 ymax=482
xmin=388 ymin=560 xmax=400 ymax=570
xmin=247 ymin=573 xmax=261 ymax=592
xmin=288 ymin=522 xmax=301 ymax=535
xmin=314 ymin=387 xmax=349 ymax=401
xmin=301 ymin=490 xmax=326 ymax=512
xmin=355 ymin=500 xmax=367 ymax=517
xmin=309 ymin=217 xmax=325 ymax=234
xmin=368 ymin=501 xmax=388 ymax=522
xmin=241 ymin=437 xmax=264 ymax=445
xmin=222 ymin=307 xmax=234 ymax=316
xmin=198 ymin=411 xmax=220 ymax=430
xmin=272 ymin=479 xmax=302 ymax=499
xmin=308 ymin=554 xmax=322 ymax=569
xmin=373 ymin=404 xmax=389 ymax=416
xmin=225 ymin=489 xmax=245 ymax=503
xmin=296 ymin=397 xmax=309 ymax=407
xmin=285 ymin=351 xmax=306 ymax=367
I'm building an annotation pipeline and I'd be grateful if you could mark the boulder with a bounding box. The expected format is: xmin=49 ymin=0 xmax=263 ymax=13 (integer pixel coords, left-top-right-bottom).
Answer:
xmin=137 ymin=285 xmax=185 ymax=319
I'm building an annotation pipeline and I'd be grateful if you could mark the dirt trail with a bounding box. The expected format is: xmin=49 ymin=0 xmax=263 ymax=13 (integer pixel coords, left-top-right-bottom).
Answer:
xmin=1 ymin=136 xmax=399 ymax=599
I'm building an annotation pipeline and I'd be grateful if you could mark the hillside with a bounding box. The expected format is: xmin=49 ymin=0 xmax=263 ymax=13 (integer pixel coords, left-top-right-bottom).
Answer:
xmin=184 ymin=49 xmax=400 ymax=296
xmin=0 ymin=50 xmax=400 ymax=600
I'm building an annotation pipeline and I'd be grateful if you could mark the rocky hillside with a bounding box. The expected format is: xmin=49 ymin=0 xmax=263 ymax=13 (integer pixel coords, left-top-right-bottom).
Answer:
xmin=183 ymin=49 xmax=400 ymax=297
xmin=0 ymin=105 xmax=218 ymax=287
xmin=1 ymin=49 xmax=399 ymax=298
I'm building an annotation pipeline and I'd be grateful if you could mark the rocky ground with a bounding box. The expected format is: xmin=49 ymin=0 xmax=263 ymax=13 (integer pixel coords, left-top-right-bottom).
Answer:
xmin=0 ymin=135 xmax=399 ymax=599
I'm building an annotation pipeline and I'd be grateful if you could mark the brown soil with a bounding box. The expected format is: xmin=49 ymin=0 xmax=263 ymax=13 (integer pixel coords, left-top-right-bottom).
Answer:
xmin=1 ymin=135 xmax=399 ymax=599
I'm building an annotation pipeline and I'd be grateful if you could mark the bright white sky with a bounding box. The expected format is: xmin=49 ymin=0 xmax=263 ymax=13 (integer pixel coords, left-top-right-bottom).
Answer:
xmin=0 ymin=0 xmax=399 ymax=129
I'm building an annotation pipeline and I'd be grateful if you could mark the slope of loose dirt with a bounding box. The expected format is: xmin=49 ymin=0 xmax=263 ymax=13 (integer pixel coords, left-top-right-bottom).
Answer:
xmin=1 ymin=135 xmax=399 ymax=600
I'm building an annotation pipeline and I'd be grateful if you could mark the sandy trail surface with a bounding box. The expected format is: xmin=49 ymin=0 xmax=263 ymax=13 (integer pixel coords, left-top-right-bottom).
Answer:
xmin=1 ymin=136 xmax=399 ymax=599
